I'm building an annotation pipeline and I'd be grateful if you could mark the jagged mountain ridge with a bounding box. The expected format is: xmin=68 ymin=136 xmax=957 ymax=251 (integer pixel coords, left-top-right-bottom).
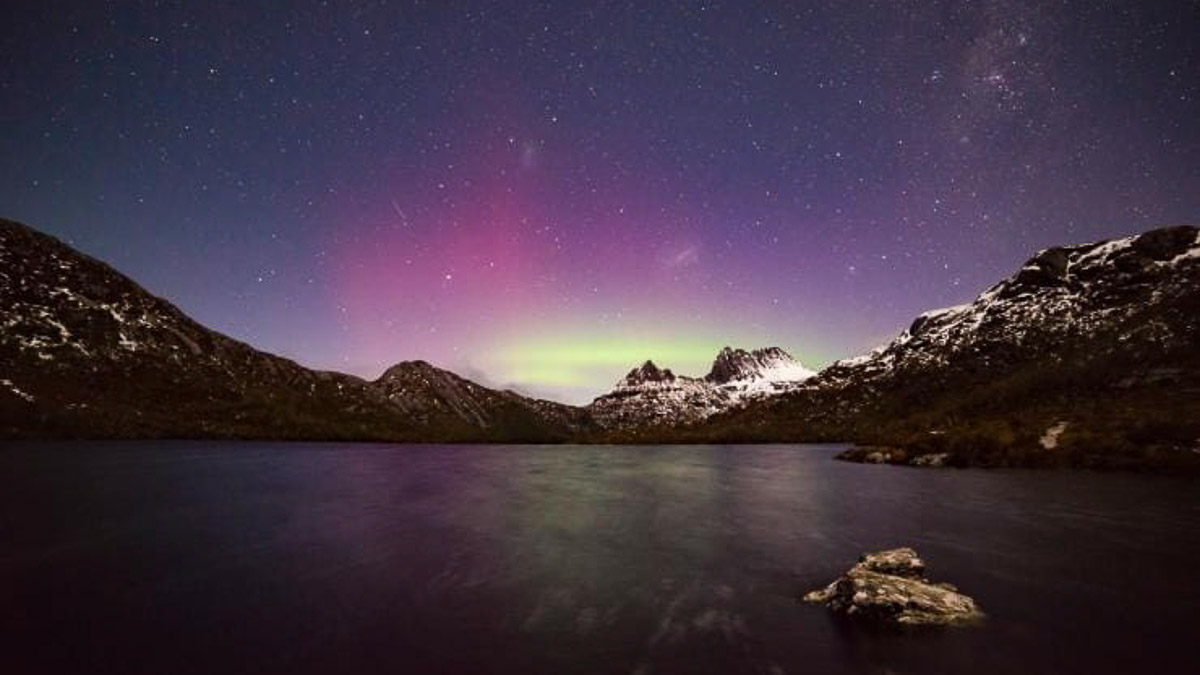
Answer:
xmin=586 ymin=347 xmax=816 ymax=429
xmin=706 ymin=346 xmax=815 ymax=385
xmin=4 ymin=215 xmax=1198 ymax=469
xmin=0 ymin=218 xmax=585 ymax=441
xmin=815 ymin=225 xmax=1200 ymax=407
xmin=688 ymin=225 xmax=1200 ymax=468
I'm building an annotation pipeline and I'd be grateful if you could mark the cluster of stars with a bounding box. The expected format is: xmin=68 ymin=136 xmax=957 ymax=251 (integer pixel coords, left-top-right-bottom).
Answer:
xmin=1 ymin=0 xmax=1197 ymax=401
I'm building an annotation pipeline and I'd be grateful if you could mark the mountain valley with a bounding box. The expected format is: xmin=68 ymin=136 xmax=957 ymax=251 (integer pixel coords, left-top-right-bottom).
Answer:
xmin=3 ymin=217 xmax=1198 ymax=469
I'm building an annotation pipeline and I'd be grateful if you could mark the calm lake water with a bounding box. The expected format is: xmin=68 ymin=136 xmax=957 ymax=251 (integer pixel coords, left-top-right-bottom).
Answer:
xmin=1 ymin=443 xmax=1198 ymax=674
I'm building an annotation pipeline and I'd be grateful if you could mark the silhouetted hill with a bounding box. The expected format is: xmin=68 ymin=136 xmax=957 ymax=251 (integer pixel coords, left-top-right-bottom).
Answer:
xmin=0 ymin=218 xmax=585 ymax=442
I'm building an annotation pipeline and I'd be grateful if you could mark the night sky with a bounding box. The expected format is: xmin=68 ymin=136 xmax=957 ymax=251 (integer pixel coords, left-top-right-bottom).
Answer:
xmin=2 ymin=1 xmax=1198 ymax=402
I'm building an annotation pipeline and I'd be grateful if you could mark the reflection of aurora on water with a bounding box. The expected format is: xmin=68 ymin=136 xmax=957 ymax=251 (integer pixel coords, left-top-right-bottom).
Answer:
xmin=7 ymin=442 xmax=1199 ymax=673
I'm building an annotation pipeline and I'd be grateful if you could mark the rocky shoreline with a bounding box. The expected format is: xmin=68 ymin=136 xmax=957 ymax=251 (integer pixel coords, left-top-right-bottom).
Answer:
xmin=836 ymin=445 xmax=951 ymax=467
xmin=835 ymin=439 xmax=1200 ymax=472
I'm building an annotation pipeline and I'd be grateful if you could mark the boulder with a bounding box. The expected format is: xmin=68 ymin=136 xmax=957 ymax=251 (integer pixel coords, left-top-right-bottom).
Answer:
xmin=804 ymin=548 xmax=984 ymax=627
xmin=838 ymin=445 xmax=906 ymax=464
xmin=911 ymin=452 xmax=950 ymax=467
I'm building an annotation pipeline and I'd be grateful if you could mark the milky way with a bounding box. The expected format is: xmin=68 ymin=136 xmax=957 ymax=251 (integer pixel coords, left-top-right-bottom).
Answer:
xmin=2 ymin=1 xmax=1198 ymax=402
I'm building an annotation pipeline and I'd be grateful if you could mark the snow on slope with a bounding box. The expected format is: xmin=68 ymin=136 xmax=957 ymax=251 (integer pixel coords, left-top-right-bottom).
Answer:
xmin=817 ymin=225 xmax=1200 ymax=389
xmin=588 ymin=347 xmax=816 ymax=429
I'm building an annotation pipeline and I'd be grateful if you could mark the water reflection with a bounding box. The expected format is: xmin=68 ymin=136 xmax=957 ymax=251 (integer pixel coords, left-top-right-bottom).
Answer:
xmin=1 ymin=442 xmax=1198 ymax=674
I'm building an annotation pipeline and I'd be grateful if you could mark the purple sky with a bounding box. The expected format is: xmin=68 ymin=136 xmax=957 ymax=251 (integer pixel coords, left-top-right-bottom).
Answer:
xmin=3 ymin=1 xmax=1198 ymax=402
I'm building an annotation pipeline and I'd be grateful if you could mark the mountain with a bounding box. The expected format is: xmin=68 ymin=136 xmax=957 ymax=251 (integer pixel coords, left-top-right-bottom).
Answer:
xmin=586 ymin=347 xmax=815 ymax=429
xmin=587 ymin=359 xmax=732 ymax=429
xmin=706 ymin=346 xmax=817 ymax=395
xmin=689 ymin=225 xmax=1200 ymax=469
xmin=372 ymin=360 xmax=589 ymax=440
xmin=5 ymin=215 xmax=1198 ymax=469
xmin=0 ymin=218 xmax=583 ymax=442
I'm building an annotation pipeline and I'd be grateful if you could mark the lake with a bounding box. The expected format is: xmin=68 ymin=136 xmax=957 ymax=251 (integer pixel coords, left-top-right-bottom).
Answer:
xmin=1 ymin=443 xmax=1198 ymax=674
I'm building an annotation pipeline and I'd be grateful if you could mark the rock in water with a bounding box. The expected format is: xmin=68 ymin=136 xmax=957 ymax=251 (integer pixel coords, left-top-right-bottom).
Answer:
xmin=804 ymin=548 xmax=984 ymax=627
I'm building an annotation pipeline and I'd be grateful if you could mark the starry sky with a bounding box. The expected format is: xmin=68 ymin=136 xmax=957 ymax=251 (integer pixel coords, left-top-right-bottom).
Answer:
xmin=2 ymin=1 xmax=1198 ymax=403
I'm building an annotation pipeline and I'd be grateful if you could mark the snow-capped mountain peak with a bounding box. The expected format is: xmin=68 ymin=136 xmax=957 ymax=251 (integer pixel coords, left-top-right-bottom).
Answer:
xmin=812 ymin=224 xmax=1200 ymax=399
xmin=706 ymin=346 xmax=816 ymax=385
xmin=704 ymin=225 xmax=1200 ymax=469
xmin=619 ymin=360 xmax=678 ymax=387
xmin=588 ymin=346 xmax=816 ymax=429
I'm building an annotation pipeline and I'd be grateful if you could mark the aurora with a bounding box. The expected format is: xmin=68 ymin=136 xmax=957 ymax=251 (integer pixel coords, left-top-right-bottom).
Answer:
xmin=3 ymin=1 xmax=1196 ymax=403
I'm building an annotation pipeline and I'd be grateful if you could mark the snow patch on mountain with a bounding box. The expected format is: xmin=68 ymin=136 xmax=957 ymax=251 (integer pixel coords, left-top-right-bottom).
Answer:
xmin=588 ymin=347 xmax=815 ymax=429
xmin=809 ymin=225 xmax=1200 ymax=394
xmin=1165 ymin=229 xmax=1200 ymax=265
